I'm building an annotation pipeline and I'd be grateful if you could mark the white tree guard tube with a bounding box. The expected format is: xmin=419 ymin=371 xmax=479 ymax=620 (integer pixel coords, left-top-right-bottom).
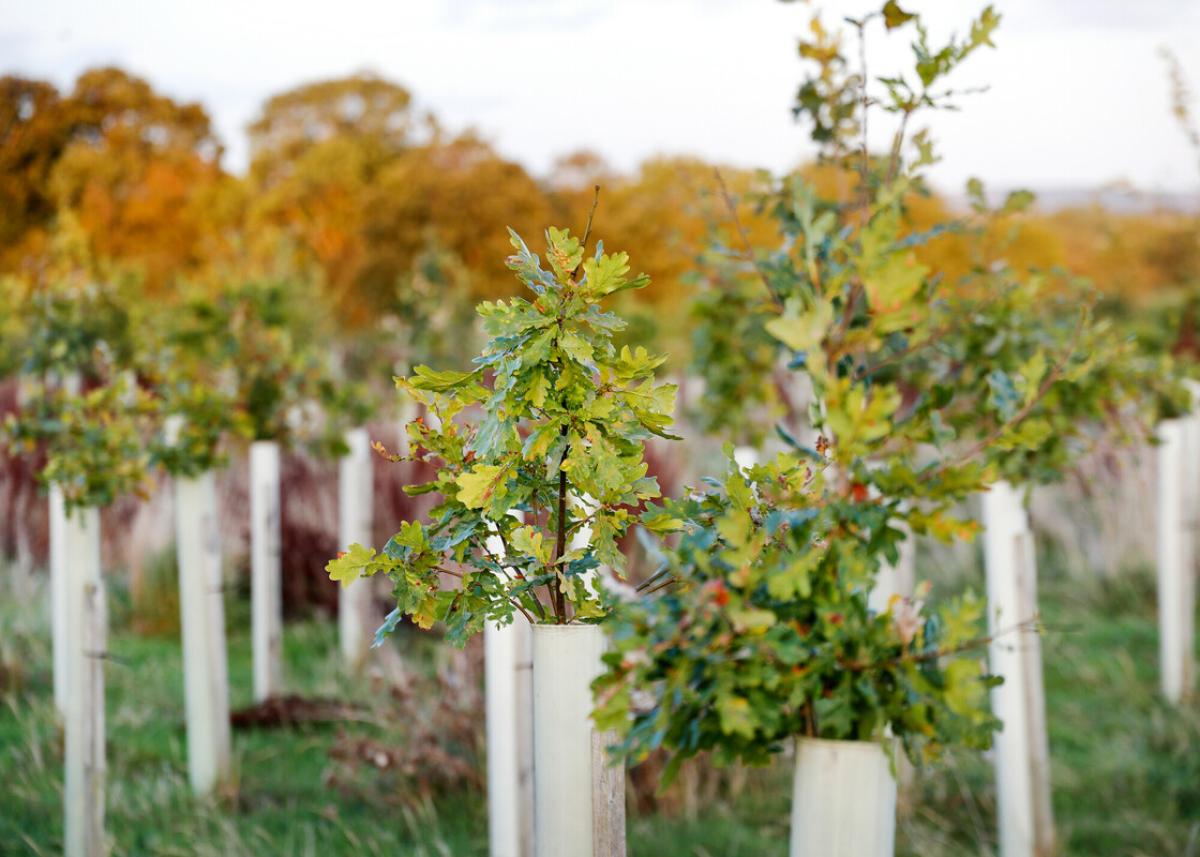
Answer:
xmin=733 ymin=445 xmax=760 ymax=472
xmin=785 ymin=369 xmax=820 ymax=450
xmin=50 ymin=482 xmax=70 ymax=717
xmin=1157 ymin=418 xmax=1196 ymax=703
xmin=983 ymin=481 xmax=1055 ymax=857
xmin=338 ymin=428 xmax=375 ymax=670
xmin=63 ymin=506 xmax=105 ymax=857
xmin=485 ymin=518 xmax=534 ymax=857
xmin=250 ymin=440 xmax=283 ymax=702
xmin=789 ymin=737 xmax=896 ymax=857
xmin=486 ymin=615 xmax=534 ymax=857
xmin=174 ymin=470 xmax=232 ymax=796
xmin=568 ymin=493 xmax=636 ymax=603
xmin=532 ymin=623 xmax=624 ymax=857
xmin=49 ymin=371 xmax=82 ymax=717
xmin=868 ymin=526 xmax=915 ymax=615
xmin=396 ymin=395 xmax=416 ymax=458
xmin=867 ymin=524 xmax=916 ymax=802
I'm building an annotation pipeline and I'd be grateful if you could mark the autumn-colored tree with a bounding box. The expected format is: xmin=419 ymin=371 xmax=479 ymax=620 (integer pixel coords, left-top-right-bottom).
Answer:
xmin=45 ymin=68 xmax=234 ymax=293
xmin=0 ymin=76 xmax=73 ymax=272
xmin=245 ymin=73 xmax=434 ymax=321
xmin=361 ymin=133 xmax=555 ymax=305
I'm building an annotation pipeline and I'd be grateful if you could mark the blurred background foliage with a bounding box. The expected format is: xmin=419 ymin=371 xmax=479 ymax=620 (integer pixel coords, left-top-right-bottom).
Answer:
xmin=3 ymin=66 xmax=1196 ymax=362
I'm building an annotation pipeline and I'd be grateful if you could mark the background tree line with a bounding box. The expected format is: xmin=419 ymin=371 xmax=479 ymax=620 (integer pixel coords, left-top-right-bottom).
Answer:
xmin=2 ymin=66 xmax=1197 ymax=357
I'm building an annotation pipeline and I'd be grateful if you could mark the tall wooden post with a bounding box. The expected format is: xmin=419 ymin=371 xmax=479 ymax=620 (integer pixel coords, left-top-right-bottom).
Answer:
xmin=63 ymin=505 xmax=106 ymax=857
xmin=250 ymin=441 xmax=283 ymax=702
xmin=983 ymin=481 xmax=1054 ymax=857
xmin=338 ymin=428 xmax=375 ymax=670
xmin=174 ymin=470 xmax=232 ymax=795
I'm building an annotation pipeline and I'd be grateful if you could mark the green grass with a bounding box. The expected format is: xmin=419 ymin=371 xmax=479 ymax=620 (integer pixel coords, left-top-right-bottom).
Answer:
xmin=1 ymin=555 xmax=1198 ymax=856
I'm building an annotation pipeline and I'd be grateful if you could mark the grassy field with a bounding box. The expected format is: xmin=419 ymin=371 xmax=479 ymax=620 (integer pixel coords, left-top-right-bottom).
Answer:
xmin=1 ymin=552 xmax=1198 ymax=856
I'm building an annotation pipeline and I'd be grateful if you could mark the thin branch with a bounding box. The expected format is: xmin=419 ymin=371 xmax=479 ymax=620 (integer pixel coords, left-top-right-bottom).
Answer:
xmin=482 ymin=530 xmax=548 ymax=621
xmin=570 ymin=184 xmax=602 ymax=281
xmin=855 ymin=17 xmax=872 ymax=220
xmin=506 ymin=596 xmax=536 ymax=625
xmin=920 ymin=310 xmax=1087 ymax=483
xmin=840 ymin=616 xmax=1041 ymax=672
xmin=713 ymin=167 xmax=785 ymax=309
xmin=440 ymin=561 xmax=537 ymax=624
xmin=635 ymin=566 xmax=674 ymax=593
xmin=948 ymin=355 xmax=1066 ymax=469
xmin=580 ymin=185 xmax=601 ymax=252
xmin=884 ymin=106 xmax=914 ymax=188
xmin=551 ymin=442 xmax=570 ymax=623
xmin=640 ymin=576 xmax=680 ymax=597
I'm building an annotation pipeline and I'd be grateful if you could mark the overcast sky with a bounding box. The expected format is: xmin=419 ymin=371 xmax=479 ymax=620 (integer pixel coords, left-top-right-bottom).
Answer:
xmin=3 ymin=0 xmax=1200 ymax=198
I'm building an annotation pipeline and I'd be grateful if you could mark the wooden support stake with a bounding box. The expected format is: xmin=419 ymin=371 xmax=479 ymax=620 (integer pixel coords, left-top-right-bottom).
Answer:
xmin=591 ymin=727 xmax=627 ymax=857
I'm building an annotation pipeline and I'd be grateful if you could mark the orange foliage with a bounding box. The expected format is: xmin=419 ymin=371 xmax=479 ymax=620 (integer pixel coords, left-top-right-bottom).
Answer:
xmin=1 ymin=65 xmax=1196 ymax=330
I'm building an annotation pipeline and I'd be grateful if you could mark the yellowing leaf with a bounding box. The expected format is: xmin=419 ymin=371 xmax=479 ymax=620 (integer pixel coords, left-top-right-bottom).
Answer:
xmin=510 ymin=525 xmax=550 ymax=564
xmin=545 ymin=226 xmax=582 ymax=280
xmin=326 ymin=542 xmax=376 ymax=587
xmin=583 ymin=252 xmax=650 ymax=297
xmin=729 ymin=607 xmax=777 ymax=633
xmin=882 ymin=0 xmax=916 ymax=29
xmin=717 ymin=694 xmax=758 ymax=739
xmin=526 ymin=372 xmax=550 ymax=408
xmin=765 ymin=300 xmax=833 ymax=352
xmin=456 ymin=464 xmax=504 ymax=509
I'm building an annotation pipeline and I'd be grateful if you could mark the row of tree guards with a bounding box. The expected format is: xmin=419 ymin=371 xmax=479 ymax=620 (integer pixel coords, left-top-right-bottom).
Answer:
xmin=20 ymin=5 xmax=1198 ymax=856
xmin=43 ymin=400 xmax=1199 ymax=857
xmin=47 ymin=413 xmax=392 ymax=856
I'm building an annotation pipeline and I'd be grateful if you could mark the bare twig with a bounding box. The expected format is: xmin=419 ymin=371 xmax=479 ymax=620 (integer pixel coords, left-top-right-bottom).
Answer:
xmin=713 ymin=167 xmax=784 ymax=309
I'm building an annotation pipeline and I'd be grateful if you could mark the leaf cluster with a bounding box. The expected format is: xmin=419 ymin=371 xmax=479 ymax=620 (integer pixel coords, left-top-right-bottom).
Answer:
xmin=327 ymin=226 xmax=679 ymax=638
xmin=595 ymin=451 xmax=999 ymax=778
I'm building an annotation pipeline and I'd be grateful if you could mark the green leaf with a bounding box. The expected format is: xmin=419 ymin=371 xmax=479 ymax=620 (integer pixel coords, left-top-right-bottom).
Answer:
xmin=1016 ymin=349 xmax=1047 ymax=404
xmin=1001 ymin=189 xmax=1035 ymax=215
xmin=559 ymin=330 xmax=595 ymax=365
xmin=640 ymin=508 xmax=683 ymax=534
xmin=766 ymin=551 xmax=819 ymax=599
